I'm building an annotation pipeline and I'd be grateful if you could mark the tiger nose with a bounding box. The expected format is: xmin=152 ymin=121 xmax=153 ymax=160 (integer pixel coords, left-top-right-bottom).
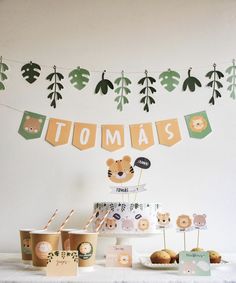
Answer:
xmin=118 ymin=172 xmax=123 ymax=176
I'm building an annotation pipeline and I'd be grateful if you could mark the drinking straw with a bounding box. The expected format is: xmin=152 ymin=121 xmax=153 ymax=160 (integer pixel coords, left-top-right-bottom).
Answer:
xmin=184 ymin=230 xmax=186 ymax=251
xmin=163 ymin=227 xmax=167 ymax=250
xmin=95 ymin=210 xmax=110 ymax=232
xmin=83 ymin=210 xmax=98 ymax=230
xmin=197 ymin=228 xmax=200 ymax=248
xmin=57 ymin=209 xmax=75 ymax=232
xmin=43 ymin=209 xmax=59 ymax=230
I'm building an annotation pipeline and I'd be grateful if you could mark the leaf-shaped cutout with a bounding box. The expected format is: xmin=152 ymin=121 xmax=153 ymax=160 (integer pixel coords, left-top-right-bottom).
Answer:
xmin=114 ymin=96 xmax=120 ymax=102
xmin=226 ymin=60 xmax=236 ymax=100
xmin=46 ymin=73 xmax=54 ymax=81
xmin=123 ymin=96 xmax=129 ymax=104
xmin=148 ymin=96 xmax=155 ymax=104
xmin=114 ymin=72 xmax=131 ymax=111
xmin=147 ymin=76 xmax=156 ymax=84
xmin=69 ymin=67 xmax=90 ymax=90
xmin=114 ymin=77 xmax=122 ymax=85
xmin=0 ymin=62 xmax=9 ymax=72
xmin=140 ymin=87 xmax=146 ymax=94
xmin=55 ymin=72 xmax=64 ymax=81
xmin=207 ymin=81 xmax=213 ymax=87
xmin=144 ymin=103 xmax=149 ymax=112
xmin=205 ymin=70 xmax=214 ymax=79
xmin=124 ymin=77 xmax=131 ymax=85
xmin=21 ymin=61 xmax=41 ymax=83
xmin=209 ymin=96 xmax=215 ymax=105
xmin=149 ymin=86 xmax=156 ymax=93
xmin=216 ymin=71 xmax=224 ymax=79
xmin=159 ymin=69 xmax=180 ymax=91
xmin=138 ymin=71 xmax=156 ymax=112
xmin=215 ymin=89 xmax=221 ymax=98
xmin=138 ymin=77 xmax=146 ymax=85
xmin=47 ymin=83 xmax=54 ymax=90
xmin=95 ymin=71 xmax=114 ymax=95
xmin=57 ymin=82 xmax=64 ymax=90
xmin=182 ymin=68 xmax=202 ymax=92
xmin=0 ymin=72 xmax=7 ymax=81
xmin=206 ymin=64 xmax=224 ymax=105
xmin=140 ymin=96 xmax=146 ymax=103
xmin=0 ymin=58 xmax=9 ymax=91
xmin=0 ymin=82 xmax=5 ymax=90
xmin=215 ymin=81 xmax=223 ymax=88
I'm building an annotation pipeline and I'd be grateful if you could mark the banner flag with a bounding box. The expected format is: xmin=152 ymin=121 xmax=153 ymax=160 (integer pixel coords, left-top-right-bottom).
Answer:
xmin=46 ymin=118 xmax=72 ymax=146
xmin=129 ymin=123 xmax=154 ymax=150
xmin=73 ymin=122 xmax=97 ymax=150
xmin=156 ymin=118 xmax=181 ymax=146
xmin=101 ymin=124 xmax=124 ymax=151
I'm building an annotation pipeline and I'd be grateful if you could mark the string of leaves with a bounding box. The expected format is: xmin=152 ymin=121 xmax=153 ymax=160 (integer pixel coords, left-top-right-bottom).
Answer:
xmin=182 ymin=68 xmax=202 ymax=92
xmin=21 ymin=61 xmax=41 ymax=83
xmin=69 ymin=66 xmax=90 ymax=90
xmin=226 ymin=59 xmax=236 ymax=99
xmin=46 ymin=65 xmax=64 ymax=108
xmin=114 ymin=71 xmax=131 ymax=111
xmin=0 ymin=56 xmax=9 ymax=91
xmin=95 ymin=70 xmax=114 ymax=95
xmin=206 ymin=63 xmax=224 ymax=105
xmin=138 ymin=70 xmax=156 ymax=112
xmin=159 ymin=69 xmax=180 ymax=92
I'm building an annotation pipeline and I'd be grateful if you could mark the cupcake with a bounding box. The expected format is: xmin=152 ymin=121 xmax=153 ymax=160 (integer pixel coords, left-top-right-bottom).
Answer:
xmin=150 ymin=250 xmax=171 ymax=264
xmin=191 ymin=247 xmax=204 ymax=252
xmin=161 ymin=249 xmax=177 ymax=263
xmin=207 ymin=250 xmax=221 ymax=263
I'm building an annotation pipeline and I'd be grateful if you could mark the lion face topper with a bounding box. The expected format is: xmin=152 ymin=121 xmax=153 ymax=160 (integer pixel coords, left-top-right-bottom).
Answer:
xmin=176 ymin=214 xmax=192 ymax=230
xmin=157 ymin=212 xmax=170 ymax=227
xmin=106 ymin=155 xmax=134 ymax=183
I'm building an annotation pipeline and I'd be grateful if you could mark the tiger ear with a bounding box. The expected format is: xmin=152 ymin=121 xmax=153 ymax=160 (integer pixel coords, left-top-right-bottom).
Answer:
xmin=106 ymin=158 xmax=115 ymax=167
xmin=123 ymin=155 xmax=131 ymax=163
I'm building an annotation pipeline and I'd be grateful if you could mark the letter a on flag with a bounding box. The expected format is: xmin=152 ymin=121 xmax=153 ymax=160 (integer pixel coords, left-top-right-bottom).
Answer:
xmin=101 ymin=124 xmax=124 ymax=151
xmin=129 ymin=123 xmax=154 ymax=150
xmin=185 ymin=111 xmax=212 ymax=139
xmin=46 ymin=118 xmax=72 ymax=146
xmin=156 ymin=119 xmax=181 ymax=146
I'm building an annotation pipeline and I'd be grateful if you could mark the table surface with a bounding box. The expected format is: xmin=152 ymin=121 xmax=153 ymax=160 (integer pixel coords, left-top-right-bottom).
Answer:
xmin=1 ymin=253 xmax=236 ymax=283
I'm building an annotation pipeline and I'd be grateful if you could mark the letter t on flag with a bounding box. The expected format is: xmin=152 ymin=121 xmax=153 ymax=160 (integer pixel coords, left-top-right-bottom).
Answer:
xmin=46 ymin=118 xmax=72 ymax=146
xmin=101 ymin=124 xmax=124 ymax=151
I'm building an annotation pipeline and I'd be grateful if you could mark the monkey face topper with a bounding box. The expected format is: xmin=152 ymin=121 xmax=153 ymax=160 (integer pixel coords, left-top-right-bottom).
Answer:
xmin=106 ymin=155 xmax=134 ymax=183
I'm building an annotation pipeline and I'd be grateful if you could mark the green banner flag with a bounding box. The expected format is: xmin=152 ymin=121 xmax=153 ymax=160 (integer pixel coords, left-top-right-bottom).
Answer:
xmin=18 ymin=111 xmax=46 ymax=140
xmin=185 ymin=111 xmax=212 ymax=139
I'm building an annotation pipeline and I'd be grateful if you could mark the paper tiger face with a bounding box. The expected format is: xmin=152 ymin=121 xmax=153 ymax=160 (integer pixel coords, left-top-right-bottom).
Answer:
xmin=106 ymin=155 xmax=134 ymax=183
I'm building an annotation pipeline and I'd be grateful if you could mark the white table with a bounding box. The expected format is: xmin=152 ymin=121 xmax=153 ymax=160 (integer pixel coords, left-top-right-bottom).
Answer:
xmin=1 ymin=253 xmax=236 ymax=283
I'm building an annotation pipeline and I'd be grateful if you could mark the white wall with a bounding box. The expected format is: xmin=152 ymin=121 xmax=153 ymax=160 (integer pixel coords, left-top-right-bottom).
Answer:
xmin=0 ymin=0 xmax=236 ymax=255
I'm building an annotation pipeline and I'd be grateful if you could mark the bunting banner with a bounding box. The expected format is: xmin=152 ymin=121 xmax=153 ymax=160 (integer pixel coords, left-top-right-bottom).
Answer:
xmin=17 ymin=109 xmax=212 ymax=151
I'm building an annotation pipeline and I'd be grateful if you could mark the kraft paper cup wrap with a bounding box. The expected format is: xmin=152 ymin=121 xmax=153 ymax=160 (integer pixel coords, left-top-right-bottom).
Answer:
xmin=69 ymin=230 xmax=98 ymax=268
xmin=19 ymin=229 xmax=35 ymax=261
xmin=61 ymin=229 xmax=77 ymax=251
xmin=30 ymin=230 xmax=60 ymax=267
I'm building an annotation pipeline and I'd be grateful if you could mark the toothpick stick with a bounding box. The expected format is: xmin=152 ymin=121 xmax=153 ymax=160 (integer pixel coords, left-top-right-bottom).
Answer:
xmin=95 ymin=210 xmax=110 ymax=232
xmin=83 ymin=210 xmax=97 ymax=230
xmin=57 ymin=209 xmax=74 ymax=232
xmin=197 ymin=228 xmax=200 ymax=248
xmin=134 ymin=169 xmax=143 ymax=202
xmin=163 ymin=227 xmax=166 ymax=250
xmin=184 ymin=230 xmax=186 ymax=251
xmin=43 ymin=209 xmax=59 ymax=230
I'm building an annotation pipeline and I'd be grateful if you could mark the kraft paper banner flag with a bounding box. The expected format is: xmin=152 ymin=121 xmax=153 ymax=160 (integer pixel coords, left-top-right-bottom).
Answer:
xmin=185 ymin=111 xmax=212 ymax=139
xmin=73 ymin=122 xmax=97 ymax=150
xmin=101 ymin=124 xmax=124 ymax=151
xmin=18 ymin=111 xmax=46 ymax=140
xmin=46 ymin=118 xmax=72 ymax=146
xmin=156 ymin=119 xmax=181 ymax=146
xmin=129 ymin=123 xmax=154 ymax=150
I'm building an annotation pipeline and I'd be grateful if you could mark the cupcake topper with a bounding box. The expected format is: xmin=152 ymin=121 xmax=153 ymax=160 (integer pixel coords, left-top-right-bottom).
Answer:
xmin=157 ymin=212 xmax=171 ymax=249
xmin=193 ymin=213 xmax=207 ymax=248
xmin=176 ymin=214 xmax=192 ymax=251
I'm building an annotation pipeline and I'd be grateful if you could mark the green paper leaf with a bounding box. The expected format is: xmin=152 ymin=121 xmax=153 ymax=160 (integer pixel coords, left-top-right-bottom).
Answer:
xmin=21 ymin=61 xmax=41 ymax=83
xmin=114 ymin=72 xmax=131 ymax=111
xmin=206 ymin=64 xmax=224 ymax=105
xmin=46 ymin=67 xmax=64 ymax=108
xmin=95 ymin=71 xmax=114 ymax=95
xmin=0 ymin=62 xmax=9 ymax=72
xmin=159 ymin=69 xmax=180 ymax=92
xmin=138 ymin=77 xmax=146 ymax=85
xmin=216 ymin=71 xmax=224 ymax=79
xmin=0 ymin=72 xmax=7 ymax=81
xmin=205 ymin=70 xmax=214 ymax=79
xmin=226 ymin=60 xmax=236 ymax=100
xmin=0 ymin=58 xmax=9 ymax=91
xmin=0 ymin=81 xmax=5 ymax=90
xmin=182 ymin=69 xmax=202 ymax=92
xmin=138 ymin=71 xmax=156 ymax=112
xmin=69 ymin=67 xmax=90 ymax=90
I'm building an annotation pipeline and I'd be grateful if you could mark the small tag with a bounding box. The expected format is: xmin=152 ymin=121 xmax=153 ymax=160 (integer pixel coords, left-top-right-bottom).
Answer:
xmin=179 ymin=251 xmax=211 ymax=276
xmin=110 ymin=184 xmax=146 ymax=194
xmin=46 ymin=250 xmax=78 ymax=277
xmin=106 ymin=245 xmax=132 ymax=267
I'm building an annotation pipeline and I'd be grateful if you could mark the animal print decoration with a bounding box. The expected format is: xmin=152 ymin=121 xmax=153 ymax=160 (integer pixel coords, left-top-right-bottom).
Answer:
xmin=106 ymin=155 xmax=134 ymax=183
xmin=18 ymin=111 xmax=46 ymax=140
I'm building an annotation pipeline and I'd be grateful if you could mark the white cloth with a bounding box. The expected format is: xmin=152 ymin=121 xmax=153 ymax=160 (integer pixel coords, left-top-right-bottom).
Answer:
xmin=0 ymin=253 xmax=236 ymax=283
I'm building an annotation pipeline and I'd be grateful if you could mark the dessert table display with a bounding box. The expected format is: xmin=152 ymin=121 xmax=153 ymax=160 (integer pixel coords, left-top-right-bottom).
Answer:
xmin=1 ymin=253 xmax=236 ymax=283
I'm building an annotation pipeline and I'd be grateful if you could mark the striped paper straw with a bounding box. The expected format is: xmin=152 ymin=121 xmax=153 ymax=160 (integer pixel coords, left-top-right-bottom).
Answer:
xmin=95 ymin=210 xmax=111 ymax=233
xmin=57 ymin=209 xmax=75 ymax=232
xmin=43 ymin=209 xmax=59 ymax=230
xmin=83 ymin=210 xmax=98 ymax=230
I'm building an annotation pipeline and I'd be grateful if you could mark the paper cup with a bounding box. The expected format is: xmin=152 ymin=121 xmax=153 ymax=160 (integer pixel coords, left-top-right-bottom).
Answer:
xmin=69 ymin=230 xmax=98 ymax=270
xmin=19 ymin=228 xmax=35 ymax=262
xmin=61 ymin=229 xmax=77 ymax=250
xmin=30 ymin=230 xmax=60 ymax=267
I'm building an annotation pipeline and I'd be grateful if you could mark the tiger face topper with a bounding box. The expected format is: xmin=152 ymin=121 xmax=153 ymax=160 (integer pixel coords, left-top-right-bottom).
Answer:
xmin=106 ymin=155 xmax=134 ymax=183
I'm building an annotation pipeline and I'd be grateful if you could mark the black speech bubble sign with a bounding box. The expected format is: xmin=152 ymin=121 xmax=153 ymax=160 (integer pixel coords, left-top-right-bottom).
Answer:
xmin=134 ymin=157 xmax=151 ymax=169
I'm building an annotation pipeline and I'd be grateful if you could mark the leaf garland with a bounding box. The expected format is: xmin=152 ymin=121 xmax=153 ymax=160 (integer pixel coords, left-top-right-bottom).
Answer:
xmin=0 ymin=56 xmax=9 ymax=91
xmin=95 ymin=70 xmax=114 ymax=95
xmin=46 ymin=65 xmax=64 ymax=108
xmin=69 ymin=67 xmax=90 ymax=90
xmin=206 ymin=63 xmax=224 ymax=105
xmin=226 ymin=59 xmax=236 ymax=99
xmin=159 ymin=69 xmax=180 ymax=92
xmin=114 ymin=71 xmax=131 ymax=111
xmin=182 ymin=68 xmax=202 ymax=92
xmin=138 ymin=70 xmax=156 ymax=112
xmin=21 ymin=61 xmax=41 ymax=83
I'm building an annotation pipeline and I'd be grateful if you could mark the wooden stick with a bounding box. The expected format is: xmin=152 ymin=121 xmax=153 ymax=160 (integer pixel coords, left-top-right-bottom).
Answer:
xmin=163 ymin=227 xmax=166 ymax=250
xmin=184 ymin=230 xmax=186 ymax=251
xmin=134 ymin=169 xmax=143 ymax=202
xmin=43 ymin=209 xmax=58 ymax=230
xmin=57 ymin=209 xmax=74 ymax=232
xmin=95 ymin=210 xmax=110 ymax=232
xmin=197 ymin=228 xmax=200 ymax=248
xmin=83 ymin=210 xmax=97 ymax=230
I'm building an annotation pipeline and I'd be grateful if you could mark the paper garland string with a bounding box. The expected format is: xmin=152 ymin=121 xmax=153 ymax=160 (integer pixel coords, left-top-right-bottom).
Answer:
xmin=0 ymin=56 xmax=9 ymax=91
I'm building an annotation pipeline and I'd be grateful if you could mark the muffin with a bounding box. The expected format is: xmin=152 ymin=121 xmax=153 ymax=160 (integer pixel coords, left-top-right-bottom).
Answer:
xmin=207 ymin=250 xmax=221 ymax=263
xmin=161 ymin=249 xmax=177 ymax=263
xmin=191 ymin=247 xmax=204 ymax=252
xmin=150 ymin=250 xmax=171 ymax=264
